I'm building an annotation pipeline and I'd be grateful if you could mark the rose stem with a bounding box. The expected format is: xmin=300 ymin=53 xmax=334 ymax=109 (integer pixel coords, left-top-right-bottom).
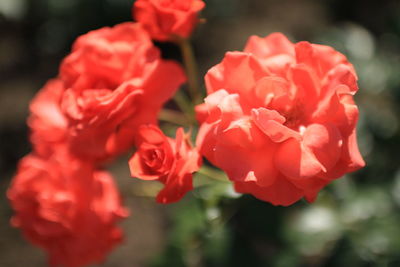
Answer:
xmin=197 ymin=165 xmax=229 ymax=183
xmin=179 ymin=38 xmax=202 ymax=104
xmin=173 ymin=89 xmax=196 ymax=123
xmin=159 ymin=109 xmax=191 ymax=125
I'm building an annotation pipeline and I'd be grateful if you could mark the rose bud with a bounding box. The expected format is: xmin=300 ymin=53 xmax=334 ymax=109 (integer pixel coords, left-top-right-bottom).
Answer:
xmin=129 ymin=125 xmax=202 ymax=203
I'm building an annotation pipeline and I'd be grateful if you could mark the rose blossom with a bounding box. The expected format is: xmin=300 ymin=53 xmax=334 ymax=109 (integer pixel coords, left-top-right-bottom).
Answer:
xmin=133 ymin=0 xmax=205 ymax=41
xmin=28 ymin=79 xmax=68 ymax=157
xmin=7 ymin=153 xmax=128 ymax=267
xmin=129 ymin=125 xmax=201 ymax=203
xmin=60 ymin=22 xmax=186 ymax=162
xmin=196 ymin=33 xmax=365 ymax=206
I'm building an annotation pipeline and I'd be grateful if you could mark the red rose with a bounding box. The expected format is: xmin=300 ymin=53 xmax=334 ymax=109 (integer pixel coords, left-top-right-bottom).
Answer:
xmin=60 ymin=22 xmax=186 ymax=162
xmin=133 ymin=0 xmax=205 ymax=41
xmin=129 ymin=125 xmax=201 ymax=203
xmin=28 ymin=79 xmax=68 ymax=157
xmin=196 ymin=33 xmax=365 ymax=206
xmin=7 ymin=153 xmax=128 ymax=267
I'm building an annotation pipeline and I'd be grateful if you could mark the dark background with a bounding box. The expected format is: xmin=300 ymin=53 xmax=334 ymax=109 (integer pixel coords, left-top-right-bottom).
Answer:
xmin=1 ymin=0 xmax=400 ymax=266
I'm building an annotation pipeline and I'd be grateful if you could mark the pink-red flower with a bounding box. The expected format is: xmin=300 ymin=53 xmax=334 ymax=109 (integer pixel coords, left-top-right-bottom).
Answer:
xmin=196 ymin=33 xmax=365 ymax=206
xmin=133 ymin=0 xmax=205 ymax=41
xmin=7 ymin=153 xmax=128 ymax=267
xmin=28 ymin=79 xmax=68 ymax=157
xmin=129 ymin=125 xmax=201 ymax=203
xmin=60 ymin=22 xmax=186 ymax=162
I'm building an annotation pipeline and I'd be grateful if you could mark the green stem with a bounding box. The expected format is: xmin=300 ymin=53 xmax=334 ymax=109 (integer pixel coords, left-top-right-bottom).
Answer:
xmin=173 ymin=89 xmax=196 ymax=123
xmin=159 ymin=109 xmax=191 ymax=126
xmin=197 ymin=165 xmax=229 ymax=183
xmin=179 ymin=38 xmax=202 ymax=104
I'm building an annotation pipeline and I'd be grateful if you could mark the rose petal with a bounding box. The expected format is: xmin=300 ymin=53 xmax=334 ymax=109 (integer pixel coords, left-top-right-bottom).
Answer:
xmin=205 ymin=52 xmax=268 ymax=95
xmin=245 ymin=33 xmax=295 ymax=76
xmin=234 ymin=175 xmax=303 ymax=206
xmin=303 ymin=123 xmax=343 ymax=171
xmin=136 ymin=124 xmax=168 ymax=145
xmin=128 ymin=153 xmax=160 ymax=180
xmin=244 ymin=33 xmax=295 ymax=58
xmin=214 ymin=122 xmax=278 ymax=187
xmin=156 ymin=173 xmax=193 ymax=204
xmin=251 ymin=108 xmax=301 ymax=142
xmin=275 ymin=138 xmax=324 ymax=180
xmin=254 ymin=76 xmax=293 ymax=109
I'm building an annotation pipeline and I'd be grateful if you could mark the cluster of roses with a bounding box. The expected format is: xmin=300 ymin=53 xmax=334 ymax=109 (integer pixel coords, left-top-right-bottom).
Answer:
xmin=7 ymin=0 xmax=365 ymax=266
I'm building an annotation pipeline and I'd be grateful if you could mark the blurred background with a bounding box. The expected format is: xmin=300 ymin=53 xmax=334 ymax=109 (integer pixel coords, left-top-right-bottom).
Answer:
xmin=1 ymin=0 xmax=400 ymax=266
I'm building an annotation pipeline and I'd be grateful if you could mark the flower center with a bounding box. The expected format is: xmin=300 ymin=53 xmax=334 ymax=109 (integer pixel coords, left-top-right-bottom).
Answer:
xmin=281 ymin=103 xmax=306 ymax=132
xmin=143 ymin=149 xmax=164 ymax=168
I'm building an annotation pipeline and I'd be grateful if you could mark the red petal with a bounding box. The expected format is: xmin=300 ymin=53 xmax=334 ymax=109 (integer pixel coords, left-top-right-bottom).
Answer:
xmin=214 ymin=123 xmax=278 ymax=187
xmin=205 ymin=52 xmax=268 ymax=96
xmin=128 ymin=152 xmax=160 ymax=180
xmin=303 ymin=123 xmax=343 ymax=171
xmin=275 ymin=137 xmax=324 ymax=180
xmin=251 ymin=108 xmax=300 ymax=143
xmin=244 ymin=33 xmax=294 ymax=58
xmin=234 ymin=175 xmax=304 ymax=206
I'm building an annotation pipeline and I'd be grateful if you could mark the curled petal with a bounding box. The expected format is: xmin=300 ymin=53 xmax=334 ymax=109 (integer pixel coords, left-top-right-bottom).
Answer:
xmin=275 ymin=138 xmax=324 ymax=180
xmin=303 ymin=123 xmax=343 ymax=171
xmin=251 ymin=108 xmax=300 ymax=142
xmin=254 ymin=76 xmax=293 ymax=109
xmin=322 ymin=64 xmax=358 ymax=95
